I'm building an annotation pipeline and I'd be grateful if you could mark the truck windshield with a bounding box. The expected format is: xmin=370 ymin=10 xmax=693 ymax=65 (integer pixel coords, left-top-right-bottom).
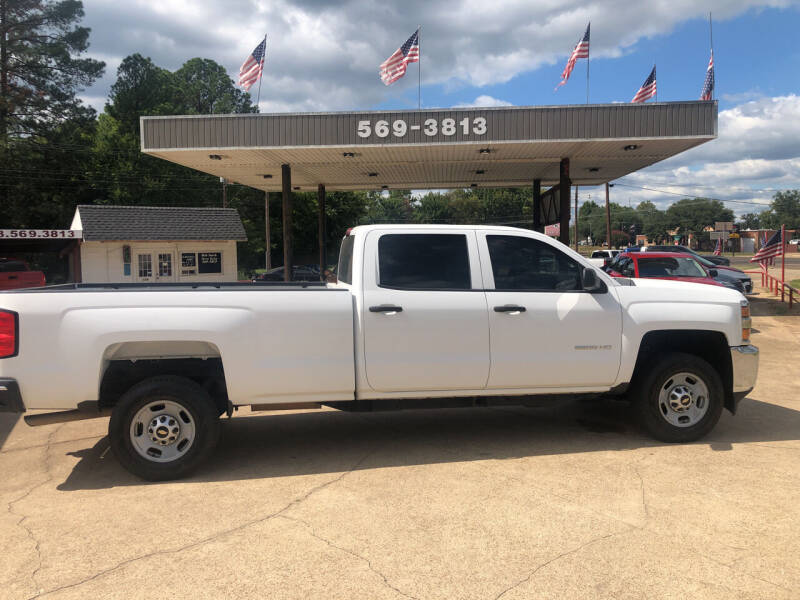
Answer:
xmin=637 ymin=257 xmax=707 ymax=278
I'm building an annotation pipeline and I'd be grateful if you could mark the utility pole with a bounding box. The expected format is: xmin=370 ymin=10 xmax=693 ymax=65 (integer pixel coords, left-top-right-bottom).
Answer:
xmin=264 ymin=191 xmax=271 ymax=270
xmin=574 ymin=185 xmax=579 ymax=250
xmin=0 ymin=0 xmax=8 ymax=142
xmin=605 ymin=183 xmax=612 ymax=248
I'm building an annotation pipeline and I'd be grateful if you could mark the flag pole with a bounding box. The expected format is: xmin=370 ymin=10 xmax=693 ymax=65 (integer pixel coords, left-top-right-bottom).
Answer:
xmin=256 ymin=33 xmax=267 ymax=108
xmin=655 ymin=64 xmax=658 ymax=102
xmin=417 ymin=25 xmax=421 ymax=109
xmin=586 ymin=23 xmax=590 ymax=104
xmin=708 ymin=12 xmax=714 ymax=100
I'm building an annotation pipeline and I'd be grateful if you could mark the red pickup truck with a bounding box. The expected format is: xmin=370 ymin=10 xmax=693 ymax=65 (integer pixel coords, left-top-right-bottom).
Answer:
xmin=0 ymin=258 xmax=46 ymax=290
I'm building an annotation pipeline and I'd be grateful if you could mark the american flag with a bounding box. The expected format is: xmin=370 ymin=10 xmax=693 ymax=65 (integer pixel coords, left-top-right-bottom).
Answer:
xmin=238 ymin=37 xmax=267 ymax=91
xmin=713 ymin=237 xmax=722 ymax=256
xmin=700 ymin=50 xmax=714 ymax=101
xmin=380 ymin=29 xmax=420 ymax=86
xmin=750 ymin=229 xmax=783 ymax=265
xmin=556 ymin=23 xmax=590 ymax=89
xmin=632 ymin=66 xmax=657 ymax=103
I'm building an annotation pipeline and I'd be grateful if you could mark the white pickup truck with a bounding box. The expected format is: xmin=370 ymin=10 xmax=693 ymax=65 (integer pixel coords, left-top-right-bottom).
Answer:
xmin=0 ymin=225 xmax=758 ymax=480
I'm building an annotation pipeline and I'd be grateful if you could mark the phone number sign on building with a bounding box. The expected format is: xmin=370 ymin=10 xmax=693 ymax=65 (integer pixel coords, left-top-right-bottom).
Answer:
xmin=0 ymin=230 xmax=80 ymax=239
xmin=356 ymin=117 xmax=487 ymax=140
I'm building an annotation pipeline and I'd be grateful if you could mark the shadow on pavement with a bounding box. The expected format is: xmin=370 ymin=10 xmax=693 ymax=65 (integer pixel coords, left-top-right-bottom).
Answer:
xmin=56 ymin=394 xmax=800 ymax=491
xmin=0 ymin=413 xmax=20 ymax=451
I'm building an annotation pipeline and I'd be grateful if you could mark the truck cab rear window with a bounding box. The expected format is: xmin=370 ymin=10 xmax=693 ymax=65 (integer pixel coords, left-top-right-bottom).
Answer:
xmin=338 ymin=236 xmax=355 ymax=284
xmin=378 ymin=234 xmax=470 ymax=290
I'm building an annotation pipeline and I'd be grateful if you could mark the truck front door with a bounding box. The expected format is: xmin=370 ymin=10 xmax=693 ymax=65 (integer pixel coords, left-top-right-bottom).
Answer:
xmin=362 ymin=230 xmax=490 ymax=393
xmin=478 ymin=233 xmax=622 ymax=389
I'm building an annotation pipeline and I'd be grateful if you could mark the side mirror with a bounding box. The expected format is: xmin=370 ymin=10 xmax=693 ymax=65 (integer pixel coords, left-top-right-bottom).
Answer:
xmin=708 ymin=269 xmax=718 ymax=277
xmin=582 ymin=268 xmax=607 ymax=293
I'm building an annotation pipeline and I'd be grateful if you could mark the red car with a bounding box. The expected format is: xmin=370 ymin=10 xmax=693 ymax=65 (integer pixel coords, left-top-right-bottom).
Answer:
xmin=0 ymin=258 xmax=46 ymax=290
xmin=604 ymin=252 xmax=726 ymax=287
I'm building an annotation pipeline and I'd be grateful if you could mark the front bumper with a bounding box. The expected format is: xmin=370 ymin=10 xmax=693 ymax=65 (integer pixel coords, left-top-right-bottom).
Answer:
xmin=731 ymin=345 xmax=759 ymax=405
xmin=0 ymin=378 xmax=25 ymax=413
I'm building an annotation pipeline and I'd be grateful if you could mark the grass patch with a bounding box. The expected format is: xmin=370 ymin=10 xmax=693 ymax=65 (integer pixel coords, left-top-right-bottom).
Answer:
xmin=790 ymin=279 xmax=800 ymax=290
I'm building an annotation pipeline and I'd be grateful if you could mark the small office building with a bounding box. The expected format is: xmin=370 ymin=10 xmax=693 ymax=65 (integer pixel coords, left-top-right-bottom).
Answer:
xmin=70 ymin=205 xmax=247 ymax=283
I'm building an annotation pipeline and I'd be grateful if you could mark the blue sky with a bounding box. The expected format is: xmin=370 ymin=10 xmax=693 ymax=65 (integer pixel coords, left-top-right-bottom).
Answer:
xmin=375 ymin=6 xmax=799 ymax=111
xmin=80 ymin=0 xmax=800 ymax=215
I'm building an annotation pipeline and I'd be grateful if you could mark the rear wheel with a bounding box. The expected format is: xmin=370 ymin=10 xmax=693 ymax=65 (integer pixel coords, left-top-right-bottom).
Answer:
xmin=632 ymin=352 xmax=723 ymax=443
xmin=109 ymin=376 xmax=220 ymax=481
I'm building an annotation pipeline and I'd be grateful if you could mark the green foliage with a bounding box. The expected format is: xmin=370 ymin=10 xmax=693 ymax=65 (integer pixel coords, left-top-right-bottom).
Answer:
xmin=0 ymin=0 xmax=104 ymax=141
xmin=175 ymin=58 xmax=255 ymax=115
xmin=665 ymin=198 xmax=734 ymax=234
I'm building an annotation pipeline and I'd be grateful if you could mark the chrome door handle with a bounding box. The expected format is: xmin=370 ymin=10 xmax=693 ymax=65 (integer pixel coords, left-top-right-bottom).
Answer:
xmin=493 ymin=305 xmax=526 ymax=313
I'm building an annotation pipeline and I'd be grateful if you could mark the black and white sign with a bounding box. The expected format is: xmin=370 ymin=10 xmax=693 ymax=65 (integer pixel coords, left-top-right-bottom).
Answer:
xmin=198 ymin=252 xmax=222 ymax=274
xmin=181 ymin=253 xmax=197 ymax=268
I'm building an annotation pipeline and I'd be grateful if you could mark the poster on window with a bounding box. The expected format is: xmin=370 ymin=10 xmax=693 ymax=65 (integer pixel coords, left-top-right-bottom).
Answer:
xmin=182 ymin=253 xmax=196 ymax=267
xmin=198 ymin=252 xmax=222 ymax=274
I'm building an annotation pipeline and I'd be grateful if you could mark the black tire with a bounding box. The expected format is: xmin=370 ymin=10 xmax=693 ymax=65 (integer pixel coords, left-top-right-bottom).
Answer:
xmin=109 ymin=375 xmax=221 ymax=481
xmin=632 ymin=352 xmax=724 ymax=443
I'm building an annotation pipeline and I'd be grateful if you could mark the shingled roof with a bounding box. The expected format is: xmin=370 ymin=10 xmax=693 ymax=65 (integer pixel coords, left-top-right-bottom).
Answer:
xmin=74 ymin=205 xmax=247 ymax=242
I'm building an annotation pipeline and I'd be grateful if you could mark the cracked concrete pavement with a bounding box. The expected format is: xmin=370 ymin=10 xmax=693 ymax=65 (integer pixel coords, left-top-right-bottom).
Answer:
xmin=1 ymin=293 xmax=799 ymax=599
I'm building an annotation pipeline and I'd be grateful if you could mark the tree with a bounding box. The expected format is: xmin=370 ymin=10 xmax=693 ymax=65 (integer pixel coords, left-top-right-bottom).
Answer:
xmin=738 ymin=212 xmax=762 ymax=230
xmin=766 ymin=190 xmax=800 ymax=229
xmin=0 ymin=0 xmax=104 ymax=141
xmin=665 ymin=198 xmax=733 ymax=235
xmin=106 ymin=54 xmax=179 ymax=134
xmin=175 ymin=58 xmax=255 ymax=115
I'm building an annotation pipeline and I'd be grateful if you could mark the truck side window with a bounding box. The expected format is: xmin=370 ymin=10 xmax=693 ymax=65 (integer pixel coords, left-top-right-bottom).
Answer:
xmin=487 ymin=235 xmax=581 ymax=291
xmin=378 ymin=234 xmax=470 ymax=290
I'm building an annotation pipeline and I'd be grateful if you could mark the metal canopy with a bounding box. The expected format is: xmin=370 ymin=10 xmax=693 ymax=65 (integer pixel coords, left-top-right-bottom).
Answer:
xmin=140 ymin=101 xmax=717 ymax=192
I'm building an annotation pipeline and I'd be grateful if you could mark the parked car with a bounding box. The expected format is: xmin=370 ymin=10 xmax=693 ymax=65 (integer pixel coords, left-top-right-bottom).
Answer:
xmin=605 ymin=252 xmax=744 ymax=293
xmin=641 ymin=245 xmax=730 ymax=266
xmin=0 ymin=258 xmax=46 ymax=291
xmin=789 ymin=239 xmax=800 ymax=245
xmin=0 ymin=225 xmax=757 ymax=480
xmin=590 ymin=249 xmax=620 ymax=259
xmin=252 ymin=264 xmax=321 ymax=282
xmin=688 ymin=254 xmax=753 ymax=294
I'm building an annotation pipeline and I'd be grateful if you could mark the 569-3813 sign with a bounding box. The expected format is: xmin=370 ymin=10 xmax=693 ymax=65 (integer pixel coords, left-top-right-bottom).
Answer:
xmin=357 ymin=117 xmax=487 ymax=139
xmin=0 ymin=229 xmax=79 ymax=239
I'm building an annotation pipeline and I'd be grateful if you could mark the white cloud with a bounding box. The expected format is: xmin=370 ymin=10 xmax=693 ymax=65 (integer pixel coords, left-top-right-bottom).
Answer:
xmin=453 ymin=95 xmax=513 ymax=108
xmin=609 ymin=95 xmax=800 ymax=215
xmin=81 ymin=0 xmax=791 ymax=112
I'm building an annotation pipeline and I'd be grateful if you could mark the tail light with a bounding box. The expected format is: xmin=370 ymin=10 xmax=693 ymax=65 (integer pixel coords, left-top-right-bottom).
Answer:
xmin=0 ymin=310 xmax=18 ymax=358
xmin=740 ymin=300 xmax=751 ymax=344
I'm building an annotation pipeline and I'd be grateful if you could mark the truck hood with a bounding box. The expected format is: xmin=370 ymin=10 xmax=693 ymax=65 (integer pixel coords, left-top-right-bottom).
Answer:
xmin=614 ymin=276 xmax=744 ymax=303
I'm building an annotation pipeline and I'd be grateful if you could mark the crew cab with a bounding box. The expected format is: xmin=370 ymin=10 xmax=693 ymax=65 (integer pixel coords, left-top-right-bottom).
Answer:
xmin=0 ymin=258 xmax=46 ymax=290
xmin=0 ymin=225 xmax=759 ymax=480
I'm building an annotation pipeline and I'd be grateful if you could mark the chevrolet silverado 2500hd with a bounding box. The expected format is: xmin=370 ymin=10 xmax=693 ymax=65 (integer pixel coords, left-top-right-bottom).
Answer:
xmin=0 ymin=225 xmax=759 ymax=480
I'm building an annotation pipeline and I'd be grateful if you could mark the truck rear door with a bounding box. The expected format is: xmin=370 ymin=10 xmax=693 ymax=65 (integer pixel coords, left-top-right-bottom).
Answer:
xmin=477 ymin=232 xmax=622 ymax=389
xmin=361 ymin=230 xmax=490 ymax=393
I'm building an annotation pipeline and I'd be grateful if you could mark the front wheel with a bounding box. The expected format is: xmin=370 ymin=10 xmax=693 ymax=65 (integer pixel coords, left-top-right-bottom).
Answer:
xmin=632 ymin=353 xmax=724 ymax=443
xmin=109 ymin=376 xmax=221 ymax=481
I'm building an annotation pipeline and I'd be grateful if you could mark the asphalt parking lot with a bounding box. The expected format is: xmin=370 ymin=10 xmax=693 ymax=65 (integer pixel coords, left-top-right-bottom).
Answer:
xmin=1 ymin=292 xmax=799 ymax=600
